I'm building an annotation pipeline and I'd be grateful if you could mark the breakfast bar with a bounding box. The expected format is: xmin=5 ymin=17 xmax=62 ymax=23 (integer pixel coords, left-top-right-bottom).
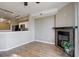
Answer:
xmin=0 ymin=31 xmax=31 ymax=51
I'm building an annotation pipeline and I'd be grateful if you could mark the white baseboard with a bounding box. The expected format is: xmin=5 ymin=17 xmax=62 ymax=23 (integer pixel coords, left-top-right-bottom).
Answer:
xmin=35 ymin=40 xmax=55 ymax=44
xmin=0 ymin=40 xmax=34 ymax=52
xmin=0 ymin=40 xmax=55 ymax=51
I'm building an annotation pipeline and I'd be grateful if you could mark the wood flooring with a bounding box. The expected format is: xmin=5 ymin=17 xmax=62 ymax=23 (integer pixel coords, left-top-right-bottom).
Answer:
xmin=0 ymin=41 xmax=69 ymax=57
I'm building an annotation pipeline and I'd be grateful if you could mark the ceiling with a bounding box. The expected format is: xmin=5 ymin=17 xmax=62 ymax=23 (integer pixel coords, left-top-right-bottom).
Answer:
xmin=0 ymin=2 xmax=69 ymax=19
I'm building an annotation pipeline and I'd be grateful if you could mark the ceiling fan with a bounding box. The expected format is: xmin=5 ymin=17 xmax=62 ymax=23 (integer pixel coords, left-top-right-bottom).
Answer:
xmin=24 ymin=2 xmax=40 ymax=6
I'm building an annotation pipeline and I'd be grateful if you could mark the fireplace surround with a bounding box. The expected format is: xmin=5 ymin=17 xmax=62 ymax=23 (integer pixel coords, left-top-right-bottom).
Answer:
xmin=53 ymin=26 xmax=78 ymax=57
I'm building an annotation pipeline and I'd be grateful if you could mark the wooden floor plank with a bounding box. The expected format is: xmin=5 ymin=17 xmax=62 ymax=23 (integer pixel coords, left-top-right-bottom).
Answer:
xmin=0 ymin=41 xmax=69 ymax=57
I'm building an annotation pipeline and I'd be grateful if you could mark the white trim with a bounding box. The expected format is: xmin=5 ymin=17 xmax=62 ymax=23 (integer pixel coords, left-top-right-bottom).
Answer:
xmin=0 ymin=40 xmax=55 ymax=51
xmin=35 ymin=40 xmax=55 ymax=44
xmin=0 ymin=40 xmax=34 ymax=52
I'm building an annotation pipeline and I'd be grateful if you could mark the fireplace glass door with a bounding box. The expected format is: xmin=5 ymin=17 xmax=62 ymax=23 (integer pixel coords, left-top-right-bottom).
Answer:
xmin=57 ymin=31 xmax=70 ymax=48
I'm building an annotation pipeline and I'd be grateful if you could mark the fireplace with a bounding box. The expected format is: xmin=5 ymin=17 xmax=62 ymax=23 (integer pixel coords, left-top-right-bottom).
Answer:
xmin=57 ymin=31 xmax=70 ymax=48
xmin=53 ymin=26 xmax=78 ymax=57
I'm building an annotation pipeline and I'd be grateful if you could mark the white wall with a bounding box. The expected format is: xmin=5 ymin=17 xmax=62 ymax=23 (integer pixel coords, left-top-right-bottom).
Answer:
xmin=56 ymin=3 xmax=75 ymax=27
xmin=0 ymin=33 xmax=7 ymax=50
xmin=75 ymin=2 xmax=79 ymax=57
xmin=6 ymin=31 xmax=32 ymax=51
xmin=74 ymin=2 xmax=78 ymax=57
xmin=35 ymin=16 xmax=55 ymax=43
xmin=77 ymin=2 xmax=79 ymax=57
xmin=29 ymin=16 xmax=35 ymax=41
xmin=0 ymin=16 xmax=35 ymax=51
xmin=0 ymin=31 xmax=34 ymax=51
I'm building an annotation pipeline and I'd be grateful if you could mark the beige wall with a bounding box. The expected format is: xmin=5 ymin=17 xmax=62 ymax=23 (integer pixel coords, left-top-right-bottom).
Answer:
xmin=0 ymin=22 xmax=10 ymax=30
xmin=56 ymin=3 xmax=75 ymax=27
xmin=11 ymin=20 xmax=18 ymax=25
